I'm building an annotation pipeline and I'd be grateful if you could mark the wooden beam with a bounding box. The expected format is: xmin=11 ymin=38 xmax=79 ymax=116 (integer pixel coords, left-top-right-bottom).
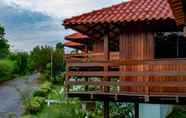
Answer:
xmin=66 ymin=71 xmax=186 ymax=77
xmin=104 ymin=101 xmax=109 ymax=118
xmin=67 ymin=58 xmax=186 ymax=66
xmin=66 ymin=80 xmax=186 ymax=87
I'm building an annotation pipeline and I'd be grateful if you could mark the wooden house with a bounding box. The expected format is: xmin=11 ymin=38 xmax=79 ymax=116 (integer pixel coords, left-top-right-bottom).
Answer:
xmin=63 ymin=0 xmax=186 ymax=117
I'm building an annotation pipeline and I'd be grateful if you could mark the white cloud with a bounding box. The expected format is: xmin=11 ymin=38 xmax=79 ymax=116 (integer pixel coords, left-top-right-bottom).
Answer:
xmin=2 ymin=0 xmax=125 ymax=18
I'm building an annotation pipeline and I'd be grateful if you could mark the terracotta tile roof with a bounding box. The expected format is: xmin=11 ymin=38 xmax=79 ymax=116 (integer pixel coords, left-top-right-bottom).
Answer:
xmin=64 ymin=0 xmax=175 ymax=26
xmin=168 ymin=0 xmax=185 ymax=26
xmin=65 ymin=33 xmax=89 ymax=40
xmin=64 ymin=41 xmax=83 ymax=47
xmin=64 ymin=41 xmax=85 ymax=50
xmin=65 ymin=33 xmax=91 ymax=44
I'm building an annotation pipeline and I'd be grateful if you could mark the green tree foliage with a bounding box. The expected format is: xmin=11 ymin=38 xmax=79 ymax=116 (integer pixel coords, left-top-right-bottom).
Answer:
xmin=29 ymin=46 xmax=52 ymax=72
xmin=0 ymin=25 xmax=9 ymax=58
xmin=14 ymin=52 xmax=29 ymax=75
xmin=29 ymin=43 xmax=65 ymax=80
xmin=53 ymin=43 xmax=65 ymax=76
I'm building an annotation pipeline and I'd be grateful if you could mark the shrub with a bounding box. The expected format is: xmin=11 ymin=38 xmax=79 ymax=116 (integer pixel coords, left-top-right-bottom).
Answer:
xmin=33 ymin=89 xmax=47 ymax=97
xmin=0 ymin=59 xmax=15 ymax=81
xmin=33 ymin=81 xmax=52 ymax=97
xmin=23 ymin=97 xmax=45 ymax=114
xmin=167 ymin=106 xmax=186 ymax=118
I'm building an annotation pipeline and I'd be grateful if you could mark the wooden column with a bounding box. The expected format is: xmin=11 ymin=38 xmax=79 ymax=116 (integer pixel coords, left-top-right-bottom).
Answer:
xmin=103 ymin=34 xmax=110 ymax=118
xmin=64 ymin=64 xmax=70 ymax=95
xmin=103 ymin=34 xmax=110 ymax=92
xmin=85 ymin=43 xmax=89 ymax=91
xmin=183 ymin=26 xmax=186 ymax=37
xmin=134 ymin=103 xmax=139 ymax=118
xmin=104 ymin=35 xmax=109 ymax=60
xmin=104 ymin=101 xmax=109 ymax=118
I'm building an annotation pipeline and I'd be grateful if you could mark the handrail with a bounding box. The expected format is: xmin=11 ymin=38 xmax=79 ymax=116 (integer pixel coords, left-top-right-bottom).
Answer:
xmin=67 ymin=59 xmax=186 ymax=68
xmin=65 ymin=52 xmax=120 ymax=61
xmin=66 ymin=71 xmax=186 ymax=77
xmin=66 ymin=80 xmax=186 ymax=87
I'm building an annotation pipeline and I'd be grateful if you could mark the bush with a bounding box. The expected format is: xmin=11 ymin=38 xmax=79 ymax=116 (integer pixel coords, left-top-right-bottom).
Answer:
xmin=33 ymin=81 xmax=52 ymax=97
xmin=0 ymin=59 xmax=15 ymax=81
xmin=167 ymin=106 xmax=186 ymax=118
xmin=23 ymin=97 xmax=45 ymax=114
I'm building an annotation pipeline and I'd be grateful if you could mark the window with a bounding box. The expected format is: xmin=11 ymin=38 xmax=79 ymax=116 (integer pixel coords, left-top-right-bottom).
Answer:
xmin=155 ymin=32 xmax=186 ymax=59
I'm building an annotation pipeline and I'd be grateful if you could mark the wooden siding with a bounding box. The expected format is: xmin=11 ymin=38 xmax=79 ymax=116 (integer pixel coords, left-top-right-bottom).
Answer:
xmin=92 ymin=40 xmax=104 ymax=53
xmin=119 ymin=31 xmax=154 ymax=93
xmin=65 ymin=30 xmax=186 ymax=98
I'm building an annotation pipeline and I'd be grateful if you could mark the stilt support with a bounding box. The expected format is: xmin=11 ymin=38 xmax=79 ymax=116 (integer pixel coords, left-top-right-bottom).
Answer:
xmin=135 ymin=103 xmax=139 ymax=118
xmin=104 ymin=101 xmax=109 ymax=118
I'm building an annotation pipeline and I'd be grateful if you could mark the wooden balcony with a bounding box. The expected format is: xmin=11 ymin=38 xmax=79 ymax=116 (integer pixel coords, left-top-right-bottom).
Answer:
xmin=65 ymin=58 xmax=186 ymax=104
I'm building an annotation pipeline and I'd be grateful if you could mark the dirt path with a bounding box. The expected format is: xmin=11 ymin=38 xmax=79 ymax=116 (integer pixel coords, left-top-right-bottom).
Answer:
xmin=0 ymin=74 xmax=39 ymax=118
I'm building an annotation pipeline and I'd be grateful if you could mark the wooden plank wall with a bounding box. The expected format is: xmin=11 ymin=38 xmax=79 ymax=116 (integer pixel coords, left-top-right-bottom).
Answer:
xmin=92 ymin=39 xmax=104 ymax=53
xmin=119 ymin=30 xmax=186 ymax=94
xmin=120 ymin=31 xmax=154 ymax=93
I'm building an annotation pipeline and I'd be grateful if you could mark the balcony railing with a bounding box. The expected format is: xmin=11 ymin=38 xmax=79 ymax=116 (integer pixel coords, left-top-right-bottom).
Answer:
xmin=65 ymin=59 xmax=186 ymax=97
xmin=65 ymin=52 xmax=120 ymax=62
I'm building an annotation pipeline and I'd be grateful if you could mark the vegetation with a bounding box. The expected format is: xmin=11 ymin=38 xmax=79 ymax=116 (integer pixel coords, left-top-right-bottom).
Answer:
xmin=167 ymin=106 xmax=186 ymax=118
xmin=19 ymin=82 xmax=134 ymax=118
xmin=0 ymin=25 xmax=9 ymax=59
xmin=0 ymin=59 xmax=15 ymax=81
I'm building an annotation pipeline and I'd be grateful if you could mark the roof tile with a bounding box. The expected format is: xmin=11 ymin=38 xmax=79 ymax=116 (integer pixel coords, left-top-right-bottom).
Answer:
xmin=64 ymin=0 xmax=175 ymax=26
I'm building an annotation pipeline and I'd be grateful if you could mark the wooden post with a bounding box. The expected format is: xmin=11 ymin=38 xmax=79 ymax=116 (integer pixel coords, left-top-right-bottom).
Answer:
xmin=104 ymin=101 xmax=109 ymax=118
xmin=103 ymin=34 xmax=110 ymax=118
xmin=103 ymin=35 xmax=110 ymax=92
xmin=183 ymin=26 xmax=186 ymax=37
xmin=64 ymin=63 xmax=70 ymax=95
xmin=85 ymin=44 xmax=89 ymax=91
xmin=104 ymin=35 xmax=109 ymax=60
xmin=134 ymin=103 xmax=139 ymax=118
xmin=85 ymin=77 xmax=88 ymax=91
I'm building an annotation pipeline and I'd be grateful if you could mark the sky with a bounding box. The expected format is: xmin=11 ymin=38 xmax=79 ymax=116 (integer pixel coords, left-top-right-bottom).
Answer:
xmin=0 ymin=0 xmax=125 ymax=52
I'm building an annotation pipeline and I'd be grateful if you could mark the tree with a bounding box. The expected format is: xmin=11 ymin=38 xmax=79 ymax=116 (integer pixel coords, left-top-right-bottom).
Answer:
xmin=15 ymin=52 xmax=29 ymax=75
xmin=0 ymin=25 xmax=9 ymax=58
xmin=53 ymin=42 xmax=65 ymax=76
xmin=29 ymin=46 xmax=52 ymax=72
xmin=56 ymin=42 xmax=64 ymax=50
